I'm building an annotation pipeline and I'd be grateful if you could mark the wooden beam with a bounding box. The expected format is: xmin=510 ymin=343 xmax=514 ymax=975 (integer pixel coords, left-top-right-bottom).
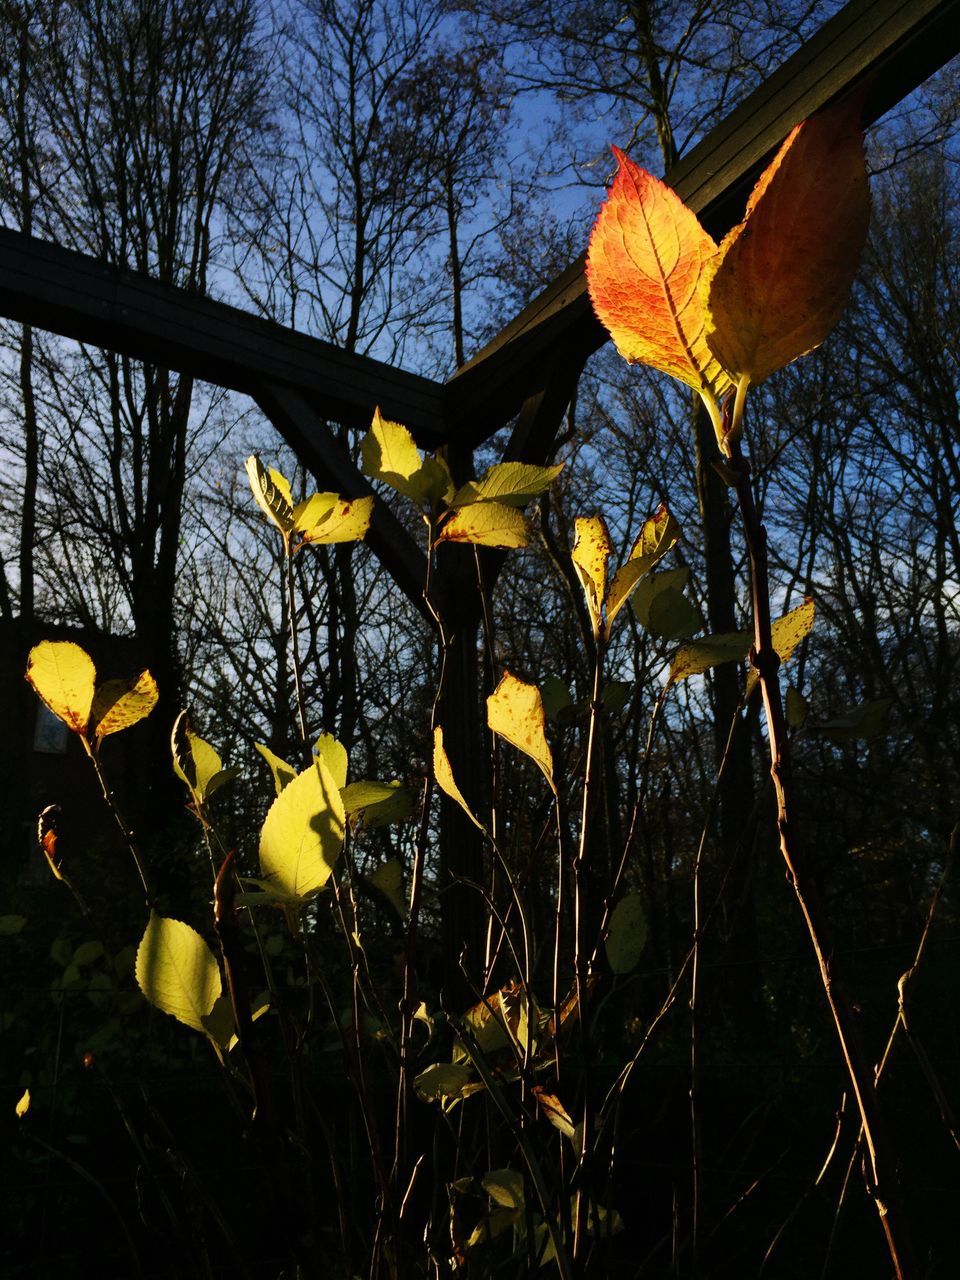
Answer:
xmin=445 ymin=0 xmax=960 ymax=440
xmin=0 ymin=227 xmax=447 ymax=447
xmin=254 ymin=380 xmax=433 ymax=620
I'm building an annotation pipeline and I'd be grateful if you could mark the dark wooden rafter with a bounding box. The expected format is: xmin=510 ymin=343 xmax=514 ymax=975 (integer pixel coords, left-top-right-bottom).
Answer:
xmin=445 ymin=0 xmax=960 ymax=442
xmin=0 ymin=228 xmax=447 ymax=447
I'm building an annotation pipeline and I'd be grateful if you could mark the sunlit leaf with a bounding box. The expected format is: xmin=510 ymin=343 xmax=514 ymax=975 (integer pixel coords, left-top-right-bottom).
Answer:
xmin=15 ymin=1088 xmax=30 ymax=1118
xmin=703 ymin=97 xmax=870 ymax=386
xmin=433 ymin=727 xmax=485 ymax=830
xmin=669 ymin=630 xmax=751 ymax=684
xmin=292 ymin=491 xmax=338 ymax=533
xmin=534 ymin=1089 xmax=576 ymax=1140
xmin=299 ymin=496 xmax=373 ymax=544
xmin=418 ymin=455 xmax=456 ymax=507
xmin=255 ymin=742 xmax=297 ymax=796
xmin=413 ymin=1061 xmax=480 ymax=1106
xmin=571 ymin=514 xmax=612 ymax=634
xmin=607 ymin=507 xmax=682 ymax=635
xmin=451 ymin=461 xmax=564 ymax=509
xmin=92 ymin=670 xmax=158 ymax=739
xmin=135 ymin=912 xmax=222 ymax=1033
xmin=245 ymin=455 xmax=295 ymax=535
xmin=314 ymin=732 xmax=348 ymax=791
xmin=342 ymin=780 xmax=415 ymax=828
xmin=259 ymin=758 xmax=345 ymax=900
xmin=605 ymin=892 xmax=647 ymax=974
xmin=366 ymin=857 xmax=406 ymax=919
xmin=361 ymin=407 xmax=427 ymax=501
xmin=586 ymin=147 xmax=731 ymax=404
xmin=171 ymin=712 xmax=229 ymax=805
xmin=744 ymin=598 xmax=815 ymax=696
xmin=26 ymin=641 xmax=96 ymax=737
xmin=487 ymin=672 xmax=555 ymax=793
xmin=438 ymin=502 xmax=530 ymax=549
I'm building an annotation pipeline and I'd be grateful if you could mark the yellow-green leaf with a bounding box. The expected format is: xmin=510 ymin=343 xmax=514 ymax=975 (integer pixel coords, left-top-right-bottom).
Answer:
xmin=605 ymin=892 xmax=647 ymax=974
xmin=628 ymin=504 xmax=680 ymax=575
xmin=92 ymin=670 xmax=158 ymax=739
xmin=15 ymin=1087 xmax=30 ymax=1118
xmin=245 ymin=455 xmax=295 ymax=535
xmin=745 ymin=598 xmax=815 ymax=696
xmin=433 ymin=727 xmax=485 ymax=830
xmin=366 ymin=857 xmax=406 ymax=919
xmin=450 ymin=461 xmax=564 ymax=509
xmin=171 ymin=712 xmax=227 ymax=804
xmin=669 ymin=631 xmax=750 ymax=684
xmin=259 ymin=759 xmax=345 ymax=900
xmin=135 ymin=911 xmax=222 ymax=1033
xmin=26 ymin=641 xmax=96 ymax=737
xmin=255 ymin=742 xmax=297 ymax=796
xmin=571 ymin=515 xmax=612 ymax=635
xmin=299 ymin=495 xmax=373 ymax=544
xmin=413 ymin=1061 xmax=480 ymax=1106
xmin=314 ymin=732 xmax=348 ymax=791
xmin=293 ymin=491 xmax=338 ymax=533
xmin=438 ymin=502 xmax=530 ymax=549
xmin=361 ymin=407 xmax=427 ymax=501
xmin=703 ymin=98 xmax=870 ymax=387
xmin=342 ymin=780 xmax=415 ymax=828
xmin=487 ymin=672 xmax=555 ymax=793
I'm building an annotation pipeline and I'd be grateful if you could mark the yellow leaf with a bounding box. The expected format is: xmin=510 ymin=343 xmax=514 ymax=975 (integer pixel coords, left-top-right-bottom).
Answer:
xmin=451 ymin=462 xmax=564 ymax=508
xmin=438 ymin=502 xmax=530 ymax=549
xmin=360 ymin=407 xmax=427 ymax=501
xmin=669 ymin=631 xmax=750 ymax=684
xmin=627 ymin=504 xmax=680 ymax=574
xmin=135 ymin=912 xmax=222 ymax=1033
xmin=245 ymin=455 xmax=295 ymax=535
xmin=259 ymin=758 xmax=345 ymax=900
xmin=26 ymin=641 xmax=96 ymax=737
xmin=255 ymin=742 xmax=297 ymax=796
xmin=171 ymin=712 xmax=230 ymax=804
xmin=586 ymin=147 xmax=732 ymax=404
xmin=15 ymin=1087 xmax=30 ymax=1118
xmin=487 ymin=672 xmax=555 ymax=793
xmin=571 ymin=515 xmax=612 ymax=635
xmin=299 ymin=496 xmax=373 ymax=544
xmin=314 ymin=732 xmax=348 ymax=791
xmin=703 ymin=97 xmax=870 ymax=385
xmin=366 ymin=857 xmax=406 ymax=919
xmin=92 ymin=670 xmax=158 ymax=739
xmin=605 ymin=505 xmax=681 ymax=635
xmin=433 ymin=727 xmax=484 ymax=830
xmin=293 ymin=491 xmax=338 ymax=532
xmin=745 ymin=598 xmax=815 ymax=696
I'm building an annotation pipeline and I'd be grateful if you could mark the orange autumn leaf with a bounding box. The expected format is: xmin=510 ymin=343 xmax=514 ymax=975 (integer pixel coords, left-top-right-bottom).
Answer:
xmin=586 ymin=147 xmax=732 ymax=406
xmin=703 ymin=97 xmax=870 ymax=386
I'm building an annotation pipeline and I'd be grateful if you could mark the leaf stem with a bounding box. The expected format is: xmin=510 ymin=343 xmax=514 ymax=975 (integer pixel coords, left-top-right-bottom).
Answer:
xmin=728 ymin=436 xmax=915 ymax=1280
